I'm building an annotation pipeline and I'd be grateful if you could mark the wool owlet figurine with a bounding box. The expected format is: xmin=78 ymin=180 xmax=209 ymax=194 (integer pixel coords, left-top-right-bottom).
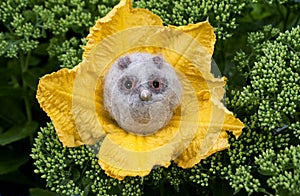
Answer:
xmin=104 ymin=53 xmax=182 ymax=135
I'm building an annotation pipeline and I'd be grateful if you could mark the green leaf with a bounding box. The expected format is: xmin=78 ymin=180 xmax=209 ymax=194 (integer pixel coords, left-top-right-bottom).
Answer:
xmin=7 ymin=58 xmax=21 ymax=76
xmin=83 ymin=185 xmax=91 ymax=196
xmin=28 ymin=55 xmax=42 ymax=67
xmin=0 ymin=87 xmax=26 ymax=97
xmin=0 ymin=170 xmax=34 ymax=185
xmin=23 ymin=10 xmax=36 ymax=22
xmin=0 ymin=148 xmax=28 ymax=175
xmin=24 ymin=70 xmax=39 ymax=90
xmin=32 ymin=43 xmax=49 ymax=56
xmin=238 ymin=3 xmax=273 ymax=23
xmin=0 ymin=64 xmax=12 ymax=84
xmin=29 ymin=188 xmax=59 ymax=196
xmin=71 ymin=167 xmax=81 ymax=182
xmin=0 ymin=98 xmax=26 ymax=124
xmin=257 ymin=168 xmax=277 ymax=176
xmin=211 ymin=177 xmax=234 ymax=196
xmin=0 ymin=121 xmax=38 ymax=146
xmin=250 ymin=4 xmax=273 ymax=20
xmin=24 ymin=66 xmax=52 ymax=91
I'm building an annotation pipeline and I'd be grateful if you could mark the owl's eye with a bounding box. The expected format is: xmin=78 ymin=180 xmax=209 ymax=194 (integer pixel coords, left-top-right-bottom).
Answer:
xmin=150 ymin=80 xmax=163 ymax=91
xmin=152 ymin=80 xmax=161 ymax=89
xmin=119 ymin=76 xmax=137 ymax=93
xmin=124 ymin=80 xmax=133 ymax=89
xmin=148 ymin=77 xmax=167 ymax=93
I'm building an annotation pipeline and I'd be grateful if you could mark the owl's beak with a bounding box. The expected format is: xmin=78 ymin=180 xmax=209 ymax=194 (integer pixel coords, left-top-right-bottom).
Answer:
xmin=140 ymin=89 xmax=152 ymax=101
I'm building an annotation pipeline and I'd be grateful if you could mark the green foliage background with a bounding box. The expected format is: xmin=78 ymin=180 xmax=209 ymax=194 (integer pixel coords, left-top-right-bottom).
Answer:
xmin=0 ymin=0 xmax=299 ymax=195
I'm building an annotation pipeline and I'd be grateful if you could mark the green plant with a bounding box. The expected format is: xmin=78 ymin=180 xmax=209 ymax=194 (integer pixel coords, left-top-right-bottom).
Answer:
xmin=226 ymin=24 xmax=300 ymax=195
xmin=1 ymin=0 xmax=299 ymax=195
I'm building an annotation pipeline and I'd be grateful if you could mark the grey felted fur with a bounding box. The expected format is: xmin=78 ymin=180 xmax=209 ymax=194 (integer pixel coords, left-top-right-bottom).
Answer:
xmin=104 ymin=53 xmax=182 ymax=135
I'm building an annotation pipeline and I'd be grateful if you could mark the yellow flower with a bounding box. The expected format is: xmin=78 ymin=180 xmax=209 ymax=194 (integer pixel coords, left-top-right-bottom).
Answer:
xmin=36 ymin=0 xmax=244 ymax=180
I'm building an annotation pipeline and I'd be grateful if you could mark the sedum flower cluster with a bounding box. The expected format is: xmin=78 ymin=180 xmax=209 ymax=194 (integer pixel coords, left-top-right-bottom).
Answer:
xmin=134 ymin=0 xmax=255 ymax=40
xmin=231 ymin=25 xmax=299 ymax=133
xmin=0 ymin=0 xmax=119 ymax=64
xmin=31 ymin=123 xmax=144 ymax=196
xmin=227 ymin=25 xmax=300 ymax=195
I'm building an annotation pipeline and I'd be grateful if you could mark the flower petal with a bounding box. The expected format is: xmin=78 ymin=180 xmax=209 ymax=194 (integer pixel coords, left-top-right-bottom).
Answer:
xmin=174 ymin=97 xmax=244 ymax=168
xmin=169 ymin=21 xmax=216 ymax=55
xmin=36 ymin=68 xmax=83 ymax=147
xmin=83 ymin=0 xmax=163 ymax=58
xmin=98 ymin=135 xmax=173 ymax=180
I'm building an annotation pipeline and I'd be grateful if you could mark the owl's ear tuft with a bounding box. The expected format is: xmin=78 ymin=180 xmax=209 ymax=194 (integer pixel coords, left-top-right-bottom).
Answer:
xmin=152 ymin=55 xmax=164 ymax=69
xmin=118 ymin=56 xmax=131 ymax=70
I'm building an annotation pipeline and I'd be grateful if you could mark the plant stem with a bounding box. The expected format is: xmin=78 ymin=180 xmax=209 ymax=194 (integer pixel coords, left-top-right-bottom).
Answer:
xmin=283 ymin=6 xmax=290 ymax=31
xmin=24 ymin=94 xmax=32 ymax=122
xmin=20 ymin=51 xmax=32 ymax=123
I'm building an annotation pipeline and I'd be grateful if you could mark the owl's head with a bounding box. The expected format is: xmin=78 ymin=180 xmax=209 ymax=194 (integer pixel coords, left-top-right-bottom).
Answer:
xmin=104 ymin=53 xmax=182 ymax=135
